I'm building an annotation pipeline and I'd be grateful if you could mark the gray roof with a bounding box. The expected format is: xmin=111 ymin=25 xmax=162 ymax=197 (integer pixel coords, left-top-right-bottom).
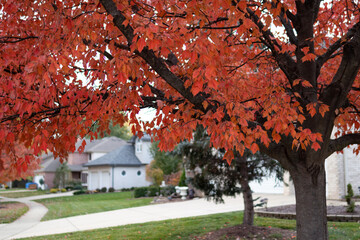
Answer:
xmin=76 ymin=137 xmax=127 ymax=153
xmin=68 ymin=164 xmax=84 ymax=172
xmin=84 ymin=144 xmax=145 ymax=167
xmin=35 ymin=154 xmax=61 ymax=173
xmin=36 ymin=137 xmax=128 ymax=172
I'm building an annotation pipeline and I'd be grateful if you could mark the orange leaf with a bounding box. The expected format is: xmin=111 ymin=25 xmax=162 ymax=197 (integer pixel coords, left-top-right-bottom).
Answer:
xmin=312 ymin=142 xmax=321 ymax=151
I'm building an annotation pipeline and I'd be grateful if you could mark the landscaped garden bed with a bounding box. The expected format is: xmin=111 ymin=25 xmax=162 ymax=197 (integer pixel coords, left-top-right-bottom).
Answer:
xmin=256 ymin=204 xmax=360 ymax=222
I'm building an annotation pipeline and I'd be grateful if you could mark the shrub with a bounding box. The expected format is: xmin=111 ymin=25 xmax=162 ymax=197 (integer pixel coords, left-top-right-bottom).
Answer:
xmin=346 ymin=184 xmax=355 ymax=213
xmin=61 ymin=188 xmax=67 ymax=192
xmin=95 ymin=188 xmax=101 ymax=193
xmin=73 ymin=190 xmax=86 ymax=195
xmin=121 ymin=187 xmax=134 ymax=192
xmin=178 ymin=169 xmax=187 ymax=186
xmin=345 ymin=184 xmax=354 ymax=204
xmin=134 ymin=187 xmax=148 ymax=198
xmin=101 ymin=187 xmax=107 ymax=193
xmin=50 ymin=188 xmax=59 ymax=193
xmin=108 ymin=187 xmax=115 ymax=192
xmin=347 ymin=201 xmax=356 ymax=213
xmin=73 ymin=185 xmax=83 ymax=190
xmin=66 ymin=186 xmax=74 ymax=191
xmin=161 ymin=185 xmax=176 ymax=196
xmin=148 ymin=186 xmax=160 ymax=197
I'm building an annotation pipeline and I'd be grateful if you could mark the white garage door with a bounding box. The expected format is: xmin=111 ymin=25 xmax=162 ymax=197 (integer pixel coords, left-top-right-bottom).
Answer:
xmin=91 ymin=172 xmax=99 ymax=190
xmin=101 ymin=171 xmax=110 ymax=189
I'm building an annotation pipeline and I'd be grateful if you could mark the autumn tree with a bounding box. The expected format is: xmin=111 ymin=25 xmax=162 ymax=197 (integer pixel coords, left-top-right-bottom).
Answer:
xmin=1 ymin=1 xmax=360 ymax=239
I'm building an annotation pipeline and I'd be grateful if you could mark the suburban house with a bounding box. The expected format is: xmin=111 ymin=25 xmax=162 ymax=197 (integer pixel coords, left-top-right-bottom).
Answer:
xmin=34 ymin=135 xmax=153 ymax=190
xmin=283 ymin=143 xmax=360 ymax=199
xmin=84 ymin=134 xmax=152 ymax=190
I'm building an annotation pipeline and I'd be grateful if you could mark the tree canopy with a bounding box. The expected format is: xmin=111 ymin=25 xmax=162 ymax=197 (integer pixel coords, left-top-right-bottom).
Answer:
xmin=1 ymin=1 xmax=360 ymax=239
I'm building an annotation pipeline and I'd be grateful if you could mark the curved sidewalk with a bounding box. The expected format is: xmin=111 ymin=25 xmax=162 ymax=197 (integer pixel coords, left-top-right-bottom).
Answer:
xmin=0 ymin=192 xmax=74 ymax=240
xmin=7 ymin=193 xmax=295 ymax=239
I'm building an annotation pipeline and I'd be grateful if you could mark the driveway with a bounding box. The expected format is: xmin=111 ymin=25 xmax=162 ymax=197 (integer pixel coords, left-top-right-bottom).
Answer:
xmin=1 ymin=193 xmax=296 ymax=239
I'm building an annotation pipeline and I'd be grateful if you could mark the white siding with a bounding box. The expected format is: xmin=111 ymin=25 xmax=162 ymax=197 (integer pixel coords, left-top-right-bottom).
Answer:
xmin=135 ymin=140 xmax=152 ymax=164
xmin=249 ymin=174 xmax=283 ymax=194
xmin=87 ymin=166 xmax=151 ymax=190
xmin=91 ymin=152 xmax=107 ymax=161
xmin=113 ymin=166 xmax=151 ymax=189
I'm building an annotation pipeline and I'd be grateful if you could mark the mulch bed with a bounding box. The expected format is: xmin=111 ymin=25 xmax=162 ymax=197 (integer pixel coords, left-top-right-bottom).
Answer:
xmin=197 ymin=224 xmax=296 ymax=240
xmin=263 ymin=204 xmax=360 ymax=215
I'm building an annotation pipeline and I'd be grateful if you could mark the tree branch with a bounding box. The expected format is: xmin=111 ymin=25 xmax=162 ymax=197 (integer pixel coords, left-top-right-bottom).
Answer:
xmin=327 ymin=133 xmax=360 ymax=156
xmin=100 ymin=0 xmax=207 ymax=110
xmin=245 ymin=8 xmax=298 ymax=83
xmin=316 ymin=21 xmax=360 ymax=76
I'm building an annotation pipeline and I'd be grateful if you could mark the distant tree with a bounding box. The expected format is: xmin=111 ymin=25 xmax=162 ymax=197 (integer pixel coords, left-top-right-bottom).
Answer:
xmin=53 ymin=163 xmax=70 ymax=189
xmin=145 ymin=160 xmax=164 ymax=186
xmin=88 ymin=121 xmax=132 ymax=141
xmin=179 ymin=126 xmax=283 ymax=225
xmin=149 ymin=142 xmax=182 ymax=175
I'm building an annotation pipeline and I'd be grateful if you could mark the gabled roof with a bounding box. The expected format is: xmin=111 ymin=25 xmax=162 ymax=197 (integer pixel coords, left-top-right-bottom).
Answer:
xmin=84 ymin=144 xmax=145 ymax=167
xmin=75 ymin=137 xmax=127 ymax=153
xmin=35 ymin=154 xmax=61 ymax=173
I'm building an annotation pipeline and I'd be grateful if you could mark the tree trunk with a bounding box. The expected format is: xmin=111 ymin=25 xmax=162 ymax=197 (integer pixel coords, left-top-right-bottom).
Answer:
xmin=291 ymin=164 xmax=328 ymax=240
xmin=239 ymin=156 xmax=254 ymax=225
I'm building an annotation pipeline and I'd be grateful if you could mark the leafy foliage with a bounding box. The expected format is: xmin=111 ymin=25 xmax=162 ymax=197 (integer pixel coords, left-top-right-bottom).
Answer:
xmin=346 ymin=184 xmax=355 ymax=213
xmin=145 ymin=160 xmax=164 ymax=186
xmin=88 ymin=121 xmax=132 ymax=140
xmin=53 ymin=163 xmax=70 ymax=189
xmin=1 ymin=0 xmax=360 ymax=237
xmin=150 ymin=142 xmax=182 ymax=175
xmin=178 ymin=169 xmax=187 ymax=187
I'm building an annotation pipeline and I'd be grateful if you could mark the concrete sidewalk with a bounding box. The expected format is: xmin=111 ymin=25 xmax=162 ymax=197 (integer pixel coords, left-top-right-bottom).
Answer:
xmin=5 ymin=193 xmax=295 ymax=239
xmin=0 ymin=191 xmax=75 ymax=240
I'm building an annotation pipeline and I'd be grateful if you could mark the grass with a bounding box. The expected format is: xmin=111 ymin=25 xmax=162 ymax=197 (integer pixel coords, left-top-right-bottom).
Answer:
xmin=0 ymin=190 xmax=48 ymax=198
xmin=19 ymin=211 xmax=360 ymax=240
xmin=0 ymin=201 xmax=29 ymax=223
xmin=35 ymin=191 xmax=153 ymax=221
xmin=0 ymin=188 xmax=26 ymax=192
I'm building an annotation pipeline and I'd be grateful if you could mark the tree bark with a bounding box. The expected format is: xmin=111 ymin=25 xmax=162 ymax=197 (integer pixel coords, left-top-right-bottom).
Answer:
xmin=238 ymin=157 xmax=254 ymax=225
xmin=291 ymin=163 xmax=328 ymax=240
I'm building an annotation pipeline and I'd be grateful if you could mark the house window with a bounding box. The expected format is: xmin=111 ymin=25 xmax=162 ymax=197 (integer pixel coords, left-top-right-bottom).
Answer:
xmin=81 ymin=173 xmax=88 ymax=183
xmin=122 ymin=170 xmax=126 ymax=176
xmin=137 ymin=170 xmax=141 ymax=176
xmin=88 ymin=154 xmax=92 ymax=161
xmin=136 ymin=143 xmax=142 ymax=152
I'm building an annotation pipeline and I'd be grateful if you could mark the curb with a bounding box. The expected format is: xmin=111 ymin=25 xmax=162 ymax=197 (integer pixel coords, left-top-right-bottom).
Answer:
xmin=255 ymin=211 xmax=360 ymax=222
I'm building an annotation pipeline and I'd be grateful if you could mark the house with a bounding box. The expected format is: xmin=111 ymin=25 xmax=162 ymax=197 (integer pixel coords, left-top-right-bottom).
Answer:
xmin=283 ymin=144 xmax=360 ymax=199
xmin=34 ymin=136 xmax=145 ymax=189
xmin=84 ymin=134 xmax=153 ymax=190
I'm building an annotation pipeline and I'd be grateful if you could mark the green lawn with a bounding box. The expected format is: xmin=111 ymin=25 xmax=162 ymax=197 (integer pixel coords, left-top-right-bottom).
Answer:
xmin=0 ymin=201 xmax=29 ymax=223
xmin=0 ymin=188 xmax=26 ymax=192
xmin=36 ymin=191 xmax=153 ymax=221
xmin=0 ymin=190 xmax=48 ymax=198
xmin=19 ymin=211 xmax=360 ymax=240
